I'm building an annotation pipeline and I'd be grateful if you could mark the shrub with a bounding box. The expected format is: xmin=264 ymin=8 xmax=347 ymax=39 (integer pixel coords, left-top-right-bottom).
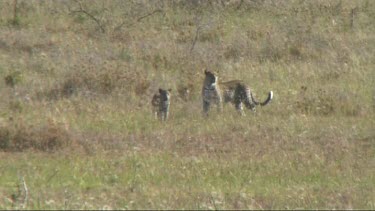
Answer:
xmin=4 ymin=71 xmax=23 ymax=88
xmin=295 ymin=86 xmax=364 ymax=116
xmin=0 ymin=119 xmax=71 ymax=152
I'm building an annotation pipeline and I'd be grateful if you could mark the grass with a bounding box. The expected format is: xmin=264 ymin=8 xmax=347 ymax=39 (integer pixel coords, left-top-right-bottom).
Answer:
xmin=0 ymin=0 xmax=374 ymax=209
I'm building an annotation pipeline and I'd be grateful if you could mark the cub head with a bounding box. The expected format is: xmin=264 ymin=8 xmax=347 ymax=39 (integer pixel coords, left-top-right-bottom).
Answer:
xmin=159 ymin=88 xmax=172 ymax=101
xmin=204 ymin=69 xmax=218 ymax=87
xmin=177 ymin=85 xmax=192 ymax=102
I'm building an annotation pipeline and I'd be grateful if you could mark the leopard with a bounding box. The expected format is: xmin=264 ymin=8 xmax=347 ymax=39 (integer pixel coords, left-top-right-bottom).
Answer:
xmin=151 ymin=88 xmax=172 ymax=121
xmin=202 ymin=69 xmax=273 ymax=116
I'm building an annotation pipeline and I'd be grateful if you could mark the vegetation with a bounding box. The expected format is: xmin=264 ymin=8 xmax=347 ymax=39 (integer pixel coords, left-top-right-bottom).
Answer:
xmin=0 ymin=0 xmax=374 ymax=209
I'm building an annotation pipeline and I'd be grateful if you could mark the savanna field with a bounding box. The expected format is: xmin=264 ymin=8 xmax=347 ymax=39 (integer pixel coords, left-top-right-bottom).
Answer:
xmin=0 ymin=0 xmax=374 ymax=209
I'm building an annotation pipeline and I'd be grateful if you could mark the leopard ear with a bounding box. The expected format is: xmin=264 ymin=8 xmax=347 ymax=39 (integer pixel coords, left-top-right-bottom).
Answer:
xmin=159 ymin=88 xmax=163 ymax=93
xmin=168 ymin=88 xmax=172 ymax=92
xmin=204 ymin=69 xmax=208 ymax=75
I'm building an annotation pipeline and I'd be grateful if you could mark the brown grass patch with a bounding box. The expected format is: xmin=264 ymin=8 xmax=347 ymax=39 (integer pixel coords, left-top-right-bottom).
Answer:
xmin=37 ymin=62 xmax=152 ymax=100
xmin=295 ymin=86 xmax=364 ymax=116
xmin=0 ymin=118 xmax=72 ymax=152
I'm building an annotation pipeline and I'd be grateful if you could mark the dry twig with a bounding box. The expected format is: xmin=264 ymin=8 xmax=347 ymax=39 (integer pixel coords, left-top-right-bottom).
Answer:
xmin=69 ymin=0 xmax=106 ymax=33
xmin=190 ymin=16 xmax=215 ymax=53
xmin=114 ymin=9 xmax=163 ymax=31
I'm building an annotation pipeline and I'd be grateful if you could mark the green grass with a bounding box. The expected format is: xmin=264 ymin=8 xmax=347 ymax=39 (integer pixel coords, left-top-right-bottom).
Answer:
xmin=1 ymin=145 xmax=373 ymax=209
xmin=0 ymin=0 xmax=374 ymax=209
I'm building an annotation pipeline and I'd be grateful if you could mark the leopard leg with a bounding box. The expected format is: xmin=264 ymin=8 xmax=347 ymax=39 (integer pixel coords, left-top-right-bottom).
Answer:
xmin=154 ymin=109 xmax=158 ymax=120
xmin=235 ymin=101 xmax=245 ymax=116
xmin=203 ymin=100 xmax=210 ymax=117
xmin=163 ymin=110 xmax=169 ymax=121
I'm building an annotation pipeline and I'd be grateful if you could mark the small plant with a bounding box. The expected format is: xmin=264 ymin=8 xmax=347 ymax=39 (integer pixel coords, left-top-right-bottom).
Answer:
xmin=119 ymin=48 xmax=133 ymax=62
xmin=0 ymin=127 xmax=11 ymax=150
xmin=134 ymin=78 xmax=151 ymax=96
xmin=223 ymin=44 xmax=242 ymax=61
xmin=73 ymin=13 xmax=86 ymax=24
xmin=8 ymin=16 xmax=21 ymax=27
xmin=289 ymin=45 xmax=302 ymax=58
xmin=9 ymin=0 xmax=21 ymax=27
xmin=4 ymin=71 xmax=23 ymax=88
xmin=8 ymin=100 xmax=23 ymax=113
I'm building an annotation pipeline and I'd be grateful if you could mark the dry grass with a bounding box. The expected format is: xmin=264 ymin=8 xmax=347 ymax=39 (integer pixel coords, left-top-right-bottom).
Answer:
xmin=0 ymin=0 xmax=374 ymax=209
xmin=0 ymin=117 xmax=72 ymax=152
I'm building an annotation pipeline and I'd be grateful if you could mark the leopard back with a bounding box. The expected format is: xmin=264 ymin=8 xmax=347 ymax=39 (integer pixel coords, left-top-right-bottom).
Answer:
xmin=222 ymin=81 xmax=273 ymax=115
xmin=202 ymin=70 xmax=273 ymax=116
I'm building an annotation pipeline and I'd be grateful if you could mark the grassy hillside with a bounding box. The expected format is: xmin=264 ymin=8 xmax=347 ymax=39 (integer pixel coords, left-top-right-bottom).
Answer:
xmin=0 ymin=0 xmax=374 ymax=209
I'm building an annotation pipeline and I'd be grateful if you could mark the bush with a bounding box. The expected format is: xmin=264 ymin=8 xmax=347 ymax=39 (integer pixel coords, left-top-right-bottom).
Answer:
xmin=295 ymin=86 xmax=364 ymax=116
xmin=0 ymin=119 xmax=71 ymax=152
xmin=37 ymin=62 xmax=151 ymax=101
xmin=4 ymin=71 xmax=23 ymax=88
